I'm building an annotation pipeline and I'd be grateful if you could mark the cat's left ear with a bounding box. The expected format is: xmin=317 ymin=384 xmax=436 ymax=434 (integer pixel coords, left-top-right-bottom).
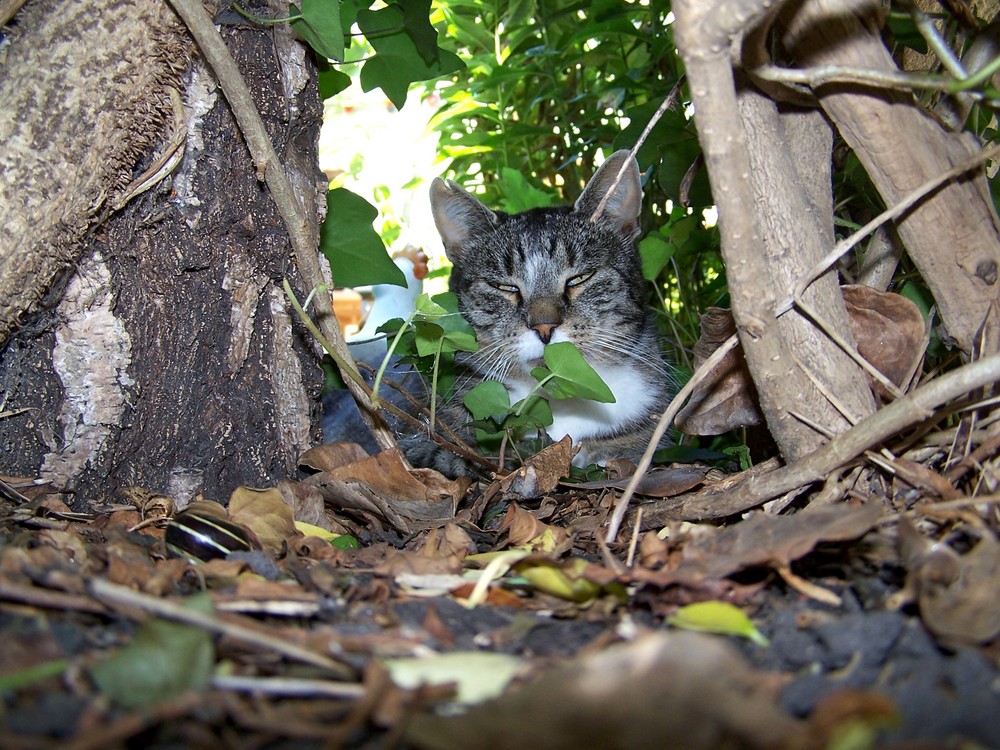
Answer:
xmin=575 ymin=150 xmax=642 ymax=237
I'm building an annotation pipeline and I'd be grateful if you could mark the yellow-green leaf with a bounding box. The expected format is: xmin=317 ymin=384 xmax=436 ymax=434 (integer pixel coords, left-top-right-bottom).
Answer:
xmin=668 ymin=601 xmax=769 ymax=646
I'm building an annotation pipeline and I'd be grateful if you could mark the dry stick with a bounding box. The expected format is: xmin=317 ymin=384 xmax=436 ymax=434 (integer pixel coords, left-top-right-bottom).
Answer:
xmin=165 ymin=0 xmax=395 ymax=452
xmin=89 ymin=578 xmax=356 ymax=679
xmin=589 ymin=79 xmax=683 ymax=224
xmin=605 ymin=334 xmax=740 ymax=542
xmin=675 ymin=354 xmax=1000 ymax=521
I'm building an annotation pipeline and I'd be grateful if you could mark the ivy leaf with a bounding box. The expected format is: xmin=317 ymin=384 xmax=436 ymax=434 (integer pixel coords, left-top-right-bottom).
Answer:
xmin=397 ymin=0 xmax=443 ymax=66
xmin=496 ymin=167 xmax=559 ymax=212
xmin=638 ymin=230 xmax=675 ymax=282
xmin=88 ymin=593 xmax=215 ymax=708
xmin=290 ymin=0 xmax=345 ymax=62
xmin=531 ymin=342 xmax=615 ymax=403
xmin=358 ymin=4 xmax=465 ymax=109
xmin=317 ymin=59 xmax=351 ymax=100
xmin=320 ymin=188 xmax=406 ymax=288
xmin=464 ymin=380 xmax=511 ymax=421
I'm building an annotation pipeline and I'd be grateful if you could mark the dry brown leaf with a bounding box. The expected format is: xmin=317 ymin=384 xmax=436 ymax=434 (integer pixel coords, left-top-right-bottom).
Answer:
xmin=676 ymin=307 xmax=762 ymax=435
xmin=228 ymin=486 xmax=300 ymax=552
xmin=405 ymin=631 xmax=804 ymax=750
xmin=276 ymin=479 xmax=331 ymax=529
xmin=639 ymin=503 xmax=881 ymax=586
xmin=309 ymin=449 xmax=468 ymax=533
xmin=678 ymin=290 xmax=925 ymax=434
xmin=574 ymin=465 xmax=711 ymax=498
xmin=897 ymin=518 xmax=1000 ymax=644
xmin=843 ymin=285 xmax=925 ymax=396
xmin=500 ymin=504 xmax=572 ymax=555
xmin=419 ymin=523 xmax=476 ymax=562
xmin=499 ymin=436 xmax=573 ymax=499
xmin=299 ymin=441 xmax=370 ymax=472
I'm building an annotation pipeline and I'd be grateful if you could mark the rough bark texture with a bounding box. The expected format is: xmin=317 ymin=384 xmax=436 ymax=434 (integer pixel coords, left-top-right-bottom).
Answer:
xmin=782 ymin=0 xmax=1000 ymax=355
xmin=0 ymin=0 xmax=189 ymax=345
xmin=0 ymin=8 xmax=325 ymax=503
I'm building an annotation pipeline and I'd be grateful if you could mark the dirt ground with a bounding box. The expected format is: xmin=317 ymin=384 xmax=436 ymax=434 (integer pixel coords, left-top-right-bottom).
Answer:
xmin=1 ymin=448 xmax=999 ymax=750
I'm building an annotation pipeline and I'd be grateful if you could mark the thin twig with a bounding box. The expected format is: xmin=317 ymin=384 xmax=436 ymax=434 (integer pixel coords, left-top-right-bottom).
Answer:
xmin=590 ymin=79 xmax=683 ymax=224
xmin=605 ymin=333 xmax=740 ymax=542
xmin=89 ymin=578 xmax=356 ymax=679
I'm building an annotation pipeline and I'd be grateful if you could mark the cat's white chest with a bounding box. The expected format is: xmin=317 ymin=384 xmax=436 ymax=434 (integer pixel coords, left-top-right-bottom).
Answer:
xmin=505 ymin=362 xmax=655 ymax=465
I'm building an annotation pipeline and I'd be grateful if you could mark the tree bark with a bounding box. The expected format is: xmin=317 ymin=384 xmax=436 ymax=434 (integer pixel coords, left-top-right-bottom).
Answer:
xmin=674 ymin=0 xmax=876 ymax=460
xmin=781 ymin=0 xmax=1000 ymax=355
xmin=0 ymin=1 xmax=326 ymax=504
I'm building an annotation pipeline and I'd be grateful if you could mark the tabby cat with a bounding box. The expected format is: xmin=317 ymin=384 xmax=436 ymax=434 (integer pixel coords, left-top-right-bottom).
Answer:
xmin=406 ymin=150 xmax=673 ymax=477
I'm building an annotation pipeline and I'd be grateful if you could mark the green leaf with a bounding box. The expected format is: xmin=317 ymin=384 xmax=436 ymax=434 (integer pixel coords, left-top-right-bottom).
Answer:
xmin=88 ymin=594 xmax=216 ymax=708
xmin=638 ymin=231 xmax=675 ymax=281
xmin=317 ymin=59 xmax=352 ymax=100
xmin=667 ymin=601 xmax=770 ymax=646
xmin=413 ymin=320 xmax=446 ymax=357
xmin=358 ymin=4 xmax=465 ymax=109
xmin=496 ymin=167 xmax=559 ymax=212
xmin=397 ymin=0 xmax=443 ymax=66
xmin=532 ymin=342 xmax=615 ymax=403
xmin=290 ymin=0 xmax=345 ymax=62
xmin=464 ymin=380 xmax=511 ymax=420
xmin=320 ymin=188 xmax=406 ymax=288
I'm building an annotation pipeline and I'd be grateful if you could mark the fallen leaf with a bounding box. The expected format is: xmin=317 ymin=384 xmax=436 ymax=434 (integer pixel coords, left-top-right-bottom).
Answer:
xmin=574 ymin=465 xmax=711 ymax=497
xmin=383 ymin=651 xmax=526 ymax=706
xmin=299 ymin=442 xmax=370 ymax=472
xmin=500 ymin=504 xmax=572 ymax=555
xmin=310 ymin=449 xmax=468 ymax=533
xmin=228 ymin=486 xmax=300 ymax=552
xmin=638 ymin=503 xmax=881 ymax=586
xmin=675 ymin=307 xmax=762 ymax=435
xmin=514 ymin=557 xmax=606 ymax=603
xmin=668 ymin=601 xmax=769 ymax=646
xmin=843 ymin=285 xmax=925 ymax=396
xmin=897 ymin=518 xmax=1000 ymax=644
xmin=499 ymin=436 xmax=573 ymax=499
xmin=87 ymin=593 xmax=215 ymax=709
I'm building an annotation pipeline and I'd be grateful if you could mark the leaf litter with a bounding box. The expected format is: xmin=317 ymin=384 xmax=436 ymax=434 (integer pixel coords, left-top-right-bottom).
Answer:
xmin=3 ymin=351 xmax=1000 ymax=750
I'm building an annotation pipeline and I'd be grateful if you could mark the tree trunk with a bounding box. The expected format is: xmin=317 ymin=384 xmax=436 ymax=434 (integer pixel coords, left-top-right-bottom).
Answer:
xmin=673 ymin=0 xmax=876 ymax=461
xmin=781 ymin=0 xmax=1000 ymax=355
xmin=0 ymin=0 xmax=326 ymax=505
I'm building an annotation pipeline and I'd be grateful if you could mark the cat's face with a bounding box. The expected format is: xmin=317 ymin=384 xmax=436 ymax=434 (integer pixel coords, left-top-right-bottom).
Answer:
xmin=430 ymin=151 xmax=647 ymax=383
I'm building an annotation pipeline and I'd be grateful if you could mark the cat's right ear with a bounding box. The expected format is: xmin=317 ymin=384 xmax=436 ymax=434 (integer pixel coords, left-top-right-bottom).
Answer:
xmin=429 ymin=178 xmax=498 ymax=261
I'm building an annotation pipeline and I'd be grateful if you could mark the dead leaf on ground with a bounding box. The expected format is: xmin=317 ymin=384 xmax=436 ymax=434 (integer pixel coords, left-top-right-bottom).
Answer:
xmin=308 ymin=449 xmax=470 ymax=533
xmin=843 ymin=285 xmax=925 ymax=397
xmin=637 ymin=503 xmax=882 ymax=586
xmin=405 ymin=631 xmax=804 ymax=750
xmin=298 ymin=441 xmax=370 ymax=472
xmin=677 ymin=290 xmax=925 ymax=434
xmin=498 ymin=436 xmax=573 ymax=499
xmin=228 ymin=487 xmax=300 ymax=552
xmin=573 ymin=464 xmax=712 ymax=498
xmin=500 ymin=503 xmax=572 ymax=555
xmin=675 ymin=307 xmax=762 ymax=435
xmin=897 ymin=517 xmax=1000 ymax=644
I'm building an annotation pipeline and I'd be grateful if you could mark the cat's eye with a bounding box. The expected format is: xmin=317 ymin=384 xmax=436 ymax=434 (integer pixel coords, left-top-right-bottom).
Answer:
xmin=491 ymin=282 xmax=521 ymax=296
xmin=566 ymin=271 xmax=595 ymax=289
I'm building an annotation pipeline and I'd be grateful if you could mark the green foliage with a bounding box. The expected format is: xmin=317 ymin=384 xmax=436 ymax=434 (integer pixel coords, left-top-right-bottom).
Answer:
xmin=320 ymin=188 xmax=406 ymax=288
xmin=88 ymin=594 xmax=215 ymax=708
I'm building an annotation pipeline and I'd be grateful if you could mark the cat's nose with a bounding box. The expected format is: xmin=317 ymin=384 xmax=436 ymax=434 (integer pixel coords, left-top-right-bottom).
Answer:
xmin=531 ymin=322 xmax=558 ymax=343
